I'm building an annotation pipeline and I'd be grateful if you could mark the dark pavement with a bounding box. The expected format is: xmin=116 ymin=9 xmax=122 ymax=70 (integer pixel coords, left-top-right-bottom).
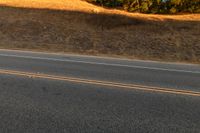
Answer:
xmin=0 ymin=49 xmax=200 ymax=133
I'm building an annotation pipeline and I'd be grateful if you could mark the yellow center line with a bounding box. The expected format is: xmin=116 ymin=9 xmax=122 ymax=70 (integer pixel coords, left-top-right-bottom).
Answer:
xmin=0 ymin=69 xmax=199 ymax=97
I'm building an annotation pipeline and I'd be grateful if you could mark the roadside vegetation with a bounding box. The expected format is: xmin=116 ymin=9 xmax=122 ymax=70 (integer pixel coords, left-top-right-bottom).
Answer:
xmin=86 ymin=0 xmax=200 ymax=14
xmin=0 ymin=0 xmax=200 ymax=63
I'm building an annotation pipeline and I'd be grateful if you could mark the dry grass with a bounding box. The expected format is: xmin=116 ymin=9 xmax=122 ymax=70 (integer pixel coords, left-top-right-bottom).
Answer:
xmin=0 ymin=0 xmax=200 ymax=63
xmin=1 ymin=0 xmax=200 ymax=21
xmin=0 ymin=0 xmax=100 ymax=12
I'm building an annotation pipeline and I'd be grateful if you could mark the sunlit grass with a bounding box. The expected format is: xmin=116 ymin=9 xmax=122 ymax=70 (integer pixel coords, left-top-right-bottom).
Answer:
xmin=0 ymin=0 xmax=199 ymax=21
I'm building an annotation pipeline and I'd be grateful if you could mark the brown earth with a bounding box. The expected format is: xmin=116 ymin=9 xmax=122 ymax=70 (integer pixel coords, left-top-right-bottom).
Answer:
xmin=0 ymin=0 xmax=200 ymax=63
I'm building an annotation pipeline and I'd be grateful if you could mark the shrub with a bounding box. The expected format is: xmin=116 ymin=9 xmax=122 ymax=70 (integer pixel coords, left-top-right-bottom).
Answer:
xmin=85 ymin=0 xmax=200 ymax=14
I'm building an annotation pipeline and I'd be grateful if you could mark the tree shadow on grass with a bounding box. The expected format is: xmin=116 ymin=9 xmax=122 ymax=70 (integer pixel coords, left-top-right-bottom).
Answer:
xmin=0 ymin=4 xmax=200 ymax=63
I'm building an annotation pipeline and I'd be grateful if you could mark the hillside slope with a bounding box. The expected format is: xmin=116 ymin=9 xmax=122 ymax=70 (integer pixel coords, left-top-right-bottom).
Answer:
xmin=0 ymin=0 xmax=200 ymax=63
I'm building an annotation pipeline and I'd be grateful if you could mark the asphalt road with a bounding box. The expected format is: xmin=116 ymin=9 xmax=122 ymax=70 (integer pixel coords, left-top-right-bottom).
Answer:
xmin=0 ymin=49 xmax=200 ymax=133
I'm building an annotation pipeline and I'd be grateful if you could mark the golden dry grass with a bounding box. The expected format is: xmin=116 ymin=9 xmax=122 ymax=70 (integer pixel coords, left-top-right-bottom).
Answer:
xmin=1 ymin=0 xmax=200 ymax=21
xmin=0 ymin=0 xmax=200 ymax=63
xmin=0 ymin=0 xmax=100 ymax=12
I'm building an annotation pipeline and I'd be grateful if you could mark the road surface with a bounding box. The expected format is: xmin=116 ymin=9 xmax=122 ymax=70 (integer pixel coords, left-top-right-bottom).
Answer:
xmin=0 ymin=49 xmax=200 ymax=133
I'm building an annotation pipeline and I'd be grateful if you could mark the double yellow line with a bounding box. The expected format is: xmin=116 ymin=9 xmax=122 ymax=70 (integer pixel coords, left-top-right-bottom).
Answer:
xmin=0 ymin=69 xmax=199 ymax=97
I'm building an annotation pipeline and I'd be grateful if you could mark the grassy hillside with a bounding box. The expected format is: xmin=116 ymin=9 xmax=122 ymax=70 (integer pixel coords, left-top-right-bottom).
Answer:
xmin=0 ymin=0 xmax=200 ymax=63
